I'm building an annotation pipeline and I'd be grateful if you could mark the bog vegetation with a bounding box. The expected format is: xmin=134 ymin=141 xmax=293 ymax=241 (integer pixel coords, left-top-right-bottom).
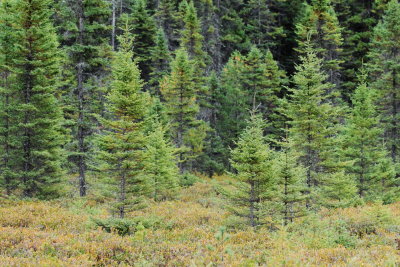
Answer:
xmin=1 ymin=180 xmax=400 ymax=266
xmin=1 ymin=0 xmax=400 ymax=265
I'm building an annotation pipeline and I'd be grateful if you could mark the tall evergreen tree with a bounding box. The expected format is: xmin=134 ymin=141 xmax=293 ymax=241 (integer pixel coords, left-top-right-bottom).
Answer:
xmin=240 ymin=0 xmax=284 ymax=52
xmin=368 ymin=0 xmax=400 ymax=165
xmin=242 ymin=47 xmax=287 ymax=139
xmin=155 ymin=0 xmax=180 ymax=50
xmin=126 ymin=0 xmax=157 ymax=83
xmin=216 ymin=52 xmax=248 ymax=169
xmin=12 ymin=0 xmax=65 ymax=198
xmin=227 ymin=112 xmax=276 ymax=227
xmin=195 ymin=72 xmax=226 ymax=176
xmin=340 ymin=70 xmax=396 ymax=200
xmin=334 ymin=0 xmax=383 ymax=99
xmin=283 ymin=43 xmax=341 ymax=207
xmin=0 ymin=0 xmax=17 ymax=194
xmin=58 ymin=0 xmax=111 ymax=196
xmin=295 ymin=0 xmax=343 ymax=88
xmin=96 ymin=31 xmax=149 ymax=218
xmin=198 ymin=0 xmax=222 ymax=72
xmin=160 ymin=48 xmax=205 ymax=173
xmin=179 ymin=0 xmax=209 ymax=116
xmin=216 ymin=48 xmax=286 ymax=167
xmin=179 ymin=0 xmax=207 ymax=69
xmin=149 ymin=28 xmax=171 ymax=95
xmin=218 ymin=0 xmax=249 ymax=62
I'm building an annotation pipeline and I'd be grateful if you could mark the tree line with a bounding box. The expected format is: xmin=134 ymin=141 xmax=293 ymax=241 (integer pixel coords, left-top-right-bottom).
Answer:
xmin=0 ymin=0 xmax=399 ymax=225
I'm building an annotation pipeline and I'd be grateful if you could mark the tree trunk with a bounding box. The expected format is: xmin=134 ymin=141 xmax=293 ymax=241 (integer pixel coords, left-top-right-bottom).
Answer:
xmin=1 ymin=72 xmax=11 ymax=195
xmin=22 ymin=31 xmax=34 ymax=197
xmin=111 ymin=0 xmax=116 ymax=51
xmin=119 ymin=171 xmax=126 ymax=218
xmin=249 ymin=180 xmax=256 ymax=227
xmin=77 ymin=0 xmax=87 ymax=197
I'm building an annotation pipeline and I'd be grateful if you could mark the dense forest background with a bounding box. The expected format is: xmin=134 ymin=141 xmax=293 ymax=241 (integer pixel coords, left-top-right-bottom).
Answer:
xmin=1 ymin=0 xmax=400 ymax=227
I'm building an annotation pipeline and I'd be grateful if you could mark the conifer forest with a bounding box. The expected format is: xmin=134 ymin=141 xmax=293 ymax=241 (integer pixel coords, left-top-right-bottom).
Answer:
xmin=2 ymin=0 xmax=400 ymax=265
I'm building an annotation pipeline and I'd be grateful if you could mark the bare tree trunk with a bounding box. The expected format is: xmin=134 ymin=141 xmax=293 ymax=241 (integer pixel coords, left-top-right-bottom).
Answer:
xmin=77 ymin=0 xmax=87 ymax=197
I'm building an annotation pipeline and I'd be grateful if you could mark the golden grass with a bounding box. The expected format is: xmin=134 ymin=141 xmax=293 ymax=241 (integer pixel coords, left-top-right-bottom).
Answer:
xmin=0 ymin=181 xmax=399 ymax=266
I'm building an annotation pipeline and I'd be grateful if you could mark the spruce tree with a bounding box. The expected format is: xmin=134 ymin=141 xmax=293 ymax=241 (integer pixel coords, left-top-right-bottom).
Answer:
xmin=227 ymin=112 xmax=276 ymax=227
xmin=218 ymin=0 xmax=249 ymax=62
xmin=242 ymin=47 xmax=287 ymax=139
xmin=0 ymin=0 xmax=17 ymax=194
xmin=198 ymin=0 xmax=222 ymax=72
xmin=334 ymin=0 xmax=383 ymax=99
xmin=143 ymin=118 xmax=179 ymax=201
xmin=12 ymin=0 xmax=65 ymax=198
xmin=319 ymin=171 xmax=358 ymax=208
xmin=149 ymin=28 xmax=171 ymax=95
xmin=216 ymin=48 xmax=286 ymax=165
xmin=179 ymin=0 xmax=209 ymax=120
xmin=155 ymin=0 xmax=180 ymax=50
xmin=283 ymin=43 xmax=341 ymax=207
xmin=179 ymin=0 xmax=207 ymax=69
xmin=57 ymin=0 xmax=110 ymax=196
xmin=276 ymin=138 xmax=307 ymax=225
xmin=295 ymin=0 xmax=343 ymax=88
xmin=126 ymin=0 xmax=157 ymax=83
xmin=96 ymin=31 xmax=149 ymax=218
xmin=368 ymin=0 xmax=400 ymax=165
xmin=340 ymin=70 xmax=396 ymax=200
xmin=160 ymin=48 xmax=205 ymax=173
xmin=217 ymin=52 xmax=248 ymax=168
xmin=240 ymin=0 xmax=284 ymax=52
xmin=195 ymin=72 xmax=226 ymax=176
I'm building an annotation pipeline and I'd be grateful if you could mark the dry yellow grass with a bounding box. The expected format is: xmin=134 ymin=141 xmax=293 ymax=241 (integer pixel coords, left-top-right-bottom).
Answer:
xmin=0 ymin=182 xmax=399 ymax=266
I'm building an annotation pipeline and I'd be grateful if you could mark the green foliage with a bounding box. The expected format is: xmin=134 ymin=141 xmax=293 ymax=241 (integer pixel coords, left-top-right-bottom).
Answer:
xmin=149 ymin=28 xmax=171 ymax=94
xmin=6 ymin=0 xmax=65 ymax=198
xmin=0 ymin=0 xmax=18 ymax=194
xmin=242 ymin=47 xmax=287 ymax=139
xmin=216 ymin=52 xmax=248 ymax=166
xmin=340 ymin=70 xmax=396 ymax=200
xmin=275 ymin=138 xmax=308 ymax=224
xmin=161 ymin=48 xmax=205 ymax=173
xmin=226 ymin=112 xmax=277 ymax=227
xmin=216 ymin=48 xmax=287 ymax=170
xmin=96 ymin=30 xmax=150 ymax=218
xmin=57 ymin=0 xmax=111 ymax=196
xmin=295 ymin=0 xmax=343 ymax=88
xmin=319 ymin=171 xmax=358 ymax=208
xmin=155 ymin=0 xmax=180 ymax=49
xmin=125 ymin=0 xmax=157 ymax=82
xmin=240 ymin=0 xmax=285 ymax=52
xmin=143 ymin=119 xmax=179 ymax=201
xmin=368 ymin=0 xmax=400 ymax=166
xmin=93 ymin=215 xmax=167 ymax=236
xmin=335 ymin=0 xmax=383 ymax=99
xmin=283 ymin=43 xmax=342 ymax=207
xmin=179 ymin=172 xmax=200 ymax=187
xmin=218 ymin=0 xmax=250 ymax=61
xmin=179 ymin=0 xmax=207 ymax=69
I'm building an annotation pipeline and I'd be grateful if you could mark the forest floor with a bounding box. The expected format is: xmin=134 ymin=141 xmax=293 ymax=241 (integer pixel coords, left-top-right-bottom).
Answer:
xmin=1 ymin=176 xmax=400 ymax=266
